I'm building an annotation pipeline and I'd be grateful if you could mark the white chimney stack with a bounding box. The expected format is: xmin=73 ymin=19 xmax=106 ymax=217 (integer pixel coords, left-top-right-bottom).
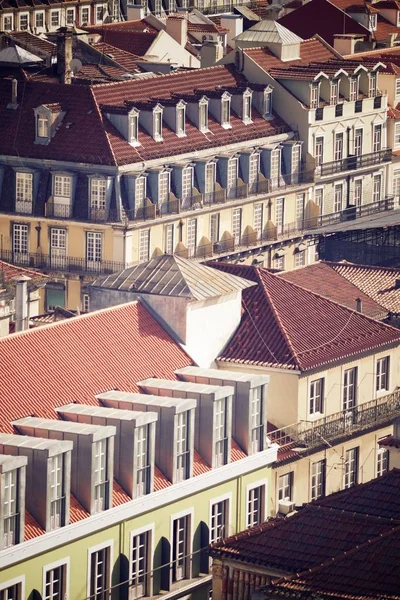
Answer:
xmin=13 ymin=275 xmax=30 ymax=333
xmin=126 ymin=4 xmax=145 ymax=20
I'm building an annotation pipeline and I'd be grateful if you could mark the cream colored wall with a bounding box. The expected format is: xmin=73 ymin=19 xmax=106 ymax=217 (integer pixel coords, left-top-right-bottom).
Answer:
xmin=146 ymin=30 xmax=200 ymax=68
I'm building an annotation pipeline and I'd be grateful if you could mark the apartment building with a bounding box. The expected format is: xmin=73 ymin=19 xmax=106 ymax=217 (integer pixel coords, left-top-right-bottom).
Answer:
xmin=0 ymin=271 xmax=279 ymax=600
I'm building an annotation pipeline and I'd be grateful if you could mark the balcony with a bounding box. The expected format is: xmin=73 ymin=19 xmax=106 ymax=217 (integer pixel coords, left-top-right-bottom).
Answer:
xmin=308 ymin=196 xmax=395 ymax=230
xmin=15 ymin=200 xmax=33 ymax=215
xmin=318 ymin=148 xmax=392 ymax=177
xmin=45 ymin=202 xmax=72 ymax=219
xmin=269 ymin=388 xmax=400 ymax=454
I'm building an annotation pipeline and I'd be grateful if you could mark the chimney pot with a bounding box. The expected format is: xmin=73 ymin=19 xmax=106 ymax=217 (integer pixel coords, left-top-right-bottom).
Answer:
xmin=355 ymin=297 xmax=362 ymax=313
xmin=7 ymin=78 xmax=19 ymax=110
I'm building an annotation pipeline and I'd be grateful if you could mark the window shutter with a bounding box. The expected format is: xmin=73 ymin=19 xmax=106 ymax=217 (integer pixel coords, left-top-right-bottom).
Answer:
xmin=160 ymin=536 xmax=171 ymax=592
xmin=199 ymin=520 xmax=210 ymax=574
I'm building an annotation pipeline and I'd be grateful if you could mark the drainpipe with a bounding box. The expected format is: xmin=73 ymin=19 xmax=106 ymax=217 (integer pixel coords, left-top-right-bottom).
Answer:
xmin=347 ymin=126 xmax=351 ymax=208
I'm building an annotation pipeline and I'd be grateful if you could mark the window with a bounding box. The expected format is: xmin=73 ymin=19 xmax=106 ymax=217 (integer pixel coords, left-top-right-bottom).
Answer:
xmin=270 ymin=148 xmax=281 ymax=181
xmin=376 ymin=356 xmax=389 ymax=391
xmin=96 ymin=5 xmax=104 ymax=21
xmin=199 ymin=100 xmax=208 ymax=132
xmin=334 ymin=132 xmax=344 ymax=161
xmin=129 ymin=113 xmax=139 ymax=145
xmin=275 ymin=197 xmax=284 ymax=235
xmin=16 ymin=172 xmax=33 ymax=212
xmin=394 ymin=171 xmax=400 ymax=205
xmin=377 ymin=446 xmax=389 ymax=477
xmin=182 ymin=167 xmax=193 ymax=201
xmin=315 ymin=188 xmax=323 ymax=211
xmin=310 ymin=84 xmax=319 ymax=109
xmin=44 ymin=564 xmax=67 ymax=600
xmin=334 ymin=183 xmax=343 ymax=213
xmin=247 ymin=485 xmax=264 ymax=528
xmin=93 ymin=439 xmax=108 ymax=513
xmin=3 ymin=470 xmax=18 ymax=548
xmin=130 ymin=531 xmax=150 ymax=598
xmin=330 ymin=80 xmax=339 ymax=105
xmin=354 ymin=128 xmax=363 ymax=156
xmin=90 ymin=179 xmax=106 ymax=217
xmin=373 ymin=174 xmax=382 ymax=203
xmin=90 ymin=546 xmax=111 ymax=600
xmin=81 ymin=6 xmax=90 ymax=24
xmin=86 ymin=232 xmax=102 ymax=264
xmin=210 ymin=499 xmax=228 ymax=543
xmin=46 ymin=283 xmax=65 ymax=311
xmin=250 ymin=386 xmax=264 ymax=453
xmin=49 ymin=454 xmax=64 ymax=530
xmin=66 ymin=8 xmax=75 ymax=25
xmin=221 ymin=97 xmax=230 ymax=127
xmin=315 ymin=136 xmax=324 ymax=166
xmin=135 ymin=426 xmax=150 ymax=497
xmin=370 ymin=13 xmax=377 ymax=29
xmin=264 ymin=90 xmax=272 ymax=117
xmin=344 ymin=447 xmax=359 ymax=489
xmin=176 ymin=106 xmax=185 ymax=136
xmin=205 ymin=162 xmax=216 ymax=196
xmin=135 ymin=177 xmax=146 ymax=209
xmin=354 ymin=179 xmax=362 ymax=207
xmin=368 ymin=73 xmax=377 ymax=96
xmin=295 ymin=193 xmax=304 ymax=227
xmin=232 ymin=208 xmax=242 ymax=244
xmin=19 ymin=13 xmax=29 ymax=29
xmin=139 ymin=229 xmax=150 ymax=263
xmin=311 ymin=459 xmax=326 ymax=501
xmin=172 ymin=515 xmax=190 ymax=582
xmin=343 ymin=367 xmax=357 ymax=411
xmin=176 ymin=411 xmax=190 ymax=482
xmin=210 ymin=213 xmax=220 ymax=244
xmin=274 ymin=254 xmax=285 ymax=270
xmin=227 ymin=158 xmax=237 ymax=194
xmin=159 ymin=171 xmax=169 ymax=204
xmin=3 ymin=15 xmax=13 ymax=30
xmin=165 ymin=224 xmax=174 ymax=254
xmin=253 ymin=204 xmax=263 ymax=239
xmin=395 ymin=123 xmax=400 ymax=148
xmin=187 ymin=218 xmax=197 ymax=257
xmin=310 ymin=378 xmax=324 ymax=415
xmin=294 ymin=249 xmax=305 ymax=267
xmin=153 ymin=109 xmax=162 ymax=141
xmin=214 ymin=398 xmax=228 ymax=467
xmin=83 ymin=293 xmax=90 ymax=312
xmin=373 ymin=124 xmax=382 ymax=152
xmin=243 ymin=92 xmax=252 ymax=123
xmin=349 ymin=76 xmax=358 ymax=101
xmin=51 ymin=11 xmax=60 ymax=27
xmin=0 ymin=580 xmax=23 ymax=600
xmin=278 ymin=472 xmax=293 ymax=501
xmin=396 ymin=78 xmax=400 ymax=99
xmin=249 ymin=153 xmax=259 ymax=186
xmin=12 ymin=224 xmax=28 ymax=262
xmin=53 ymin=175 xmax=71 ymax=216
xmin=35 ymin=12 xmax=44 ymax=28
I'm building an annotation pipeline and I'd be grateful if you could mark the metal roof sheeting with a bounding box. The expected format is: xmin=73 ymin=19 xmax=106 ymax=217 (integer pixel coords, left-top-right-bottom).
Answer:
xmin=235 ymin=20 xmax=303 ymax=44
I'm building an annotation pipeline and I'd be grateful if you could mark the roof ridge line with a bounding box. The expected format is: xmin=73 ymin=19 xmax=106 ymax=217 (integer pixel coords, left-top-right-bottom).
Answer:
xmin=328 ymin=260 xmax=400 ymax=274
xmin=89 ymin=85 xmax=118 ymax=166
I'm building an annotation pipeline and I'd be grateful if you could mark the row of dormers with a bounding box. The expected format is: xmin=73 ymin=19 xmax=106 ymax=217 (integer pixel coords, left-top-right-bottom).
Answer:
xmin=102 ymin=86 xmax=274 ymax=146
xmin=307 ymin=69 xmax=380 ymax=109
xmin=0 ymin=368 xmax=268 ymax=548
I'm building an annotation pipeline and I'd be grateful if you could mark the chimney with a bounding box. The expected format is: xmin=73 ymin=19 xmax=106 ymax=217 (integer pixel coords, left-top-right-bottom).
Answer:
xmin=395 ymin=278 xmax=400 ymax=289
xmin=6 ymin=78 xmax=18 ymax=110
xmin=126 ymin=4 xmax=145 ymax=20
xmin=57 ymin=28 xmax=73 ymax=85
xmin=201 ymin=40 xmax=223 ymax=68
xmin=220 ymin=15 xmax=243 ymax=50
xmin=333 ymin=34 xmax=364 ymax=56
xmin=356 ymin=297 xmax=362 ymax=313
xmin=165 ymin=14 xmax=188 ymax=47
xmin=13 ymin=275 xmax=30 ymax=332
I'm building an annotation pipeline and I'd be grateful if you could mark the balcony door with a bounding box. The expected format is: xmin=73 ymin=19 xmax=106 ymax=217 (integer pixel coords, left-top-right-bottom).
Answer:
xmin=12 ymin=224 xmax=29 ymax=265
xmin=354 ymin=129 xmax=363 ymax=157
xmin=50 ymin=228 xmax=67 ymax=268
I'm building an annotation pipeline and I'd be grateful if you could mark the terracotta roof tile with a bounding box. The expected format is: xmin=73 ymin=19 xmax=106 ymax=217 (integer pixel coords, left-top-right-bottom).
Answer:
xmin=0 ymin=259 xmax=48 ymax=282
xmin=70 ymin=494 xmax=90 ymax=522
xmin=244 ymin=37 xmax=338 ymax=72
xmin=193 ymin=450 xmax=212 ymax=475
xmin=24 ymin=510 xmax=45 ymax=540
xmin=113 ymin=480 xmax=132 ymax=506
xmin=231 ymin=439 xmax=247 ymax=461
xmin=154 ymin=466 xmax=171 ymax=491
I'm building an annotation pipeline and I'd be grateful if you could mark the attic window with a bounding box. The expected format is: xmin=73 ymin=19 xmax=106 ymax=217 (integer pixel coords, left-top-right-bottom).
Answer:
xmin=264 ymin=89 xmax=272 ymax=118
xmin=221 ymin=94 xmax=231 ymax=129
xmin=176 ymin=103 xmax=186 ymax=137
xmin=368 ymin=73 xmax=377 ymax=97
xmin=153 ymin=107 xmax=163 ymax=141
xmin=199 ymin=99 xmax=208 ymax=132
xmin=37 ymin=113 xmax=49 ymax=140
xmin=370 ymin=13 xmax=377 ymax=30
xmin=129 ymin=110 xmax=140 ymax=146
xmin=398 ymin=11 xmax=400 ymax=26
xmin=349 ymin=76 xmax=358 ymax=101
xmin=330 ymin=80 xmax=339 ymax=105
xmin=243 ymin=90 xmax=252 ymax=124
xmin=310 ymin=84 xmax=319 ymax=109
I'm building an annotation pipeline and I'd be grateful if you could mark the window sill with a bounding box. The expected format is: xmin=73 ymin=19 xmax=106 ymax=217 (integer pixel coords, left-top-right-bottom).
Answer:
xmin=156 ymin=574 xmax=212 ymax=600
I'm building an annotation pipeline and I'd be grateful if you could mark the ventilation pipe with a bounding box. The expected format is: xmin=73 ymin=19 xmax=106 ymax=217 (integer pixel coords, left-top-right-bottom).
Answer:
xmin=13 ymin=275 xmax=30 ymax=332
xmin=356 ymin=297 xmax=362 ymax=313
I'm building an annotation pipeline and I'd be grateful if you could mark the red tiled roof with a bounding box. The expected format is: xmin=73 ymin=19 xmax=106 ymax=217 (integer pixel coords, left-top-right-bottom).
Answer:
xmin=214 ymin=264 xmax=400 ymax=372
xmin=6 ymin=30 xmax=57 ymax=57
xmin=231 ymin=439 xmax=247 ymax=461
xmin=113 ymin=480 xmax=132 ymax=506
xmin=154 ymin=466 xmax=171 ymax=491
xmin=69 ymin=494 xmax=90 ymax=522
xmin=89 ymin=42 xmax=142 ymax=72
xmin=374 ymin=14 xmax=400 ymax=42
xmin=0 ymin=259 xmax=48 ymax=282
xmin=279 ymin=262 xmax=388 ymax=320
xmin=193 ymin=450 xmax=212 ymax=476
xmin=84 ymin=19 xmax=158 ymax=33
xmin=24 ymin=510 xmax=45 ymax=540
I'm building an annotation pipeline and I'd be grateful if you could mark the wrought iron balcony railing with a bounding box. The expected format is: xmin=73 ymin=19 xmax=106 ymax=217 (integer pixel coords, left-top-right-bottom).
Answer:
xmin=318 ymin=148 xmax=392 ymax=177
xmin=269 ymin=388 xmax=400 ymax=454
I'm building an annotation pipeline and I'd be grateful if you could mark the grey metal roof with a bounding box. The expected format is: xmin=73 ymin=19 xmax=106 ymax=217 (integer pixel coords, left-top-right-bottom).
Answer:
xmin=138 ymin=378 xmax=234 ymax=399
xmin=235 ymin=20 xmax=302 ymax=44
xmin=175 ymin=366 xmax=269 ymax=387
xmin=0 ymin=45 xmax=42 ymax=64
xmin=56 ymin=403 xmax=158 ymax=426
xmin=0 ymin=453 xmax=28 ymax=472
xmin=12 ymin=417 xmax=116 ymax=440
xmin=92 ymin=254 xmax=255 ymax=301
xmin=0 ymin=433 xmax=73 ymax=454
xmin=96 ymin=390 xmax=197 ymax=413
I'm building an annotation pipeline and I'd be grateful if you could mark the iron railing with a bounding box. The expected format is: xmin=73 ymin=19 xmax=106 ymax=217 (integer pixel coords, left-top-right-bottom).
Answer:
xmin=319 ymin=148 xmax=392 ymax=177
xmin=0 ymin=249 xmax=127 ymax=275
xmin=269 ymin=388 xmax=400 ymax=453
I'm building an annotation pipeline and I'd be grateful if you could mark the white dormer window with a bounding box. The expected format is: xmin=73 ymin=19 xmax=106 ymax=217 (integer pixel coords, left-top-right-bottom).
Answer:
xmin=243 ymin=90 xmax=252 ymax=124
xmin=50 ymin=10 xmax=60 ymax=27
xmin=370 ymin=13 xmax=377 ymax=30
xmin=263 ymin=90 xmax=272 ymax=117
xmin=93 ymin=439 xmax=109 ymax=513
xmin=37 ymin=114 xmax=49 ymax=138
xmin=159 ymin=171 xmax=170 ymax=204
xmin=368 ymin=73 xmax=377 ymax=97
xmin=176 ymin=104 xmax=186 ymax=137
xmin=66 ymin=8 xmax=75 ymax=25
xmin=35 ymin=11 xmax=44 ymax=29
xmin=330 ymin=80 xmax=339 ymax=105
xmin=3 ymin=14 xmax=13 ymax=30
xmin=349 ymin=76 xmax=358 ymax=101
xmin=182 ymin=167 xmax=193 ymax=200
xmin=135 ymin=176 xmax=146 ymax=208
xmin=221 ymin=94 xmax=231 ymax=129
xmin=153 ymin=108 xmax=163 ymax=141
xmin=199 ymin=99 xmax=208 ymax=132
xmin=19 ymin=13 xmax=29 ymax=30
xmin=81 ymin=6 xmax=90 ymax=25
xmin=90 ymin=178 xmax=106 ymax=219
xmin=129 ymin=110 xmax=139 ymax=146
xmin=310 ymin=84 xmax=319 ymax=109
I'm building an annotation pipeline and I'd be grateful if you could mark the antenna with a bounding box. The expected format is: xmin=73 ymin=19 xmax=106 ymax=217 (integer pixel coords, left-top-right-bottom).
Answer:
xmin=70 ymin=58 xmax=82 ymax=74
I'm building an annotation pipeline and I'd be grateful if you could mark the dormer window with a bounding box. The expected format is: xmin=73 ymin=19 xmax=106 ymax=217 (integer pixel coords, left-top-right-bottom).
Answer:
xmin=129 ymin=110 xmax=139 ymax=146
xmin=330 ymin=80 xmax=339 ymax=105
xmin=368 ymin=73 xmax=377 ymax=97
xmin=153 ymin=107 xmax=163 ymax=141
xmin=199 ymin=99 xmax=208 ymax=132
xmin=221 ymin=93 xmax=231 ymax=129
xmin=176 ymin=102 xmax=186 ymax=137
xmin=135 ymin=176 xmax=146 ymax=209
xmin=176 ymin=411 xmax=190 ymax=483
xmin=264 ymin=89 xmax=272 ymax=118
xmin=349 ymin=76 xmax=358 ymax=101
xmin=214 ymin=397 xmax=228 ymax=467
xmin=397 ymin=10 xmax=400 ymax=26
xmin=37 ymin=114 xmax=49 ymax=140
xmin=93 ymin=438 xmax=109 ymax=513
xmin=310 ymin=83 xmax=319 ymax=109
xmin=90 ymin=177 xmax=107 ymax=220
xmin=49 ymin=454 xmax=65 ymax=530
xmin=370 ymin=13 xmax=377 ymax=30
xmin=243 ymin=90 xmax=253 ymax=124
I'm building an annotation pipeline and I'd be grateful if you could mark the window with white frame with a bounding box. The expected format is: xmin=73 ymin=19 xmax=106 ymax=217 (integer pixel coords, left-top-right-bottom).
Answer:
xmin=291 ymin=145 xmax=301 ymax=179
xmin=373 ymin=123 xmax=382 ymax=152
xmin=294 ymin=249 xmax=305 ymax=267
xmin=398 ymin=10 xmax=400 ymax=26
xmin=3 ymin=14 xmax=13 ymax=30
xmin=314 ymin=188 xmax=323 ymax=211
xmin=334 ymin=132 xmax=344 ymax=161
xmin=44 ymin=563 xmax=67 ymax=600
xmin=37 ymin=113 xmax=49 ymax=139
xmin=221 ymin=96 xmax=231 ymax=127
xmin=295 ymin=193 xmax=304 ymax=227
xmin=135 ymin=426 xmax=150 ymax=497
xmin=49 ymin=454 xmax=65 ymax=530
xmin=253 ymin=203 xmax=263 ymax=239
xmin=315 ymin=136 xmax=324 ymax=166
xmin=395 ymin=122 xmax=400 ymax=148
xmin=129 ymin=112 xmax=139 ymax=145
xmin=66 ymin=8 xmax=75 ymax=25
xmin=205 ymin=162 xmax=216 ymax=195
xmin=210 ymin=213 xmax=220 ymax=244
xmin=3 ymin=469 xmax=18 ymax=548
xmin=12 ymin=224 xmax=28 ymax=260
xmin=264 ymin=90 xmax=272 ymax=117
xmin=86 ymin=231 xmax=102 ymax=264
xmin=334 ymin=183 xmax=343 ymax=213
xmin=310 ymin=83 xmax=319 ymax=109
xmin=50 ymin=10 xmax=60 ymax=27
xmin=368 ymin=72 xmax=377 ymax=96
xmin=249 ymin=153 xmax=259 ymax=186
xmin=176 ymin=105 xmax=186 ymax=136
xmin=354 ymin=179 xmax=362 ymax=207
xmin=53 ymin=175 xmax=71 ymax=216
xmin=343 ymin=367 xmax=357 ymax=411
xmin=89 ymin=545 xmax=111 ymax=600
xmin=310 ymin=378 xmax=324 ymax=415
xmin=90 ymin=179 xmax=106 ymax=217
xmin=330 ymin=80 xmax=339 ymax=105
xmin=373 ymin=174 xmax=382 ymax=203
xmin=275 ymin=197 xmax=284 ymax=235
xmin=243 ymin=91 xmax=252 ymax=124
xmin=344 ymin=447 xmax=359 ymax=488
xmin=349 ymin=76 xmax=358 ymax=101
xmin=135 ymin=177 xmax=146 ymax=209
xmin=376 ymin=356 xmax=389 ymax=392
xmin=247 ymin=485 xmax=264 ymax=528
xmin=354 ymin=128 xmax=363 ymax=156
xmin=394 ymin=171 xmax=400 ymax=205
xmin=80 ymin=6 xmax=90 ymax=24
xmin=35 ymin=12 xmax=44 ymax=28
xmin=273 ymin=254 xmax=285 ymax=270
xmin=370 ymin=13 xmax=377 ymax=29
xmin=311 ymin=459 xmax=326 ymax=501
xmin=187 ymin=218 xmax=197 ymax=257
xmin=96 ymin=5 xmax=105 ymax=22
xmin=139 ymin=229 xmax=150 ymax=263
xmin=377 ymin=445 xmax=389 ymax=477
xmin=130 ymin=530 xmax=150 ymax=598
xmin=232 ymin=207 xmax=242 ymax=244
xmin=250 ymin=386 xmax=264 ymax=453
xmin=210 ymin=499 xmax=228 ymax=543
xmin=16 ymin=172 xmax=33 ymax=212
xmin=176 ymin=411 xmax=190 ymax=482
xmin=93 ymin=439 xmax=108 ymax=513
xmin=396 ymin=78 xmax=400 ymax=99
xmin=227 ymin=158 xmax=237 ymax=192
xmin=153 ymin=109 xmax=163 ymax=141
xmin=0 ymin=580 xmax=23 ymax=600
xmin=172 ymin=515 xmax=190 ymax=582
xmin=165 ymin=224 xmax=174 ymax=254
xmin=214 ymin=398 xmax=228 ymax=467
xmin=199 ymin=100 xmax=208 ymax=132
xmin=19 ymin=13 xmax=29 ymax=29
xmin=278 ymin=472 xmax=293 ymax=501
xmin=158 ymin=171 xmax=169 ymax=204
xmin=270 ymin=148 xmax=281 ymax=181
xmin=182 ymin=167 xmax=193 ymax=200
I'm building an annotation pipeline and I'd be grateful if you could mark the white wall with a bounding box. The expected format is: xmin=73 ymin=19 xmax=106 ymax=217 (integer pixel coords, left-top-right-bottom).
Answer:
xmin=146 ymin=30 xmax=200 ymax=69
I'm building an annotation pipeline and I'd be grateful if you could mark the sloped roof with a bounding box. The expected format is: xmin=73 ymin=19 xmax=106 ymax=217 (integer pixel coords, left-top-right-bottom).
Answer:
xmin=0 ymin=259 xmax=48 ymax=283
xmin=279 ymin=261 xmax=388 ymax=320
xmin=235 ymin=19 xmax=302 ymax=44
xmin=213 ymin=263 xmax=400 ymax=372
xmin=0 ymin=45 xmax=42 ymax=65
xmin=93 ymin=254 xmax=255 ymax=300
